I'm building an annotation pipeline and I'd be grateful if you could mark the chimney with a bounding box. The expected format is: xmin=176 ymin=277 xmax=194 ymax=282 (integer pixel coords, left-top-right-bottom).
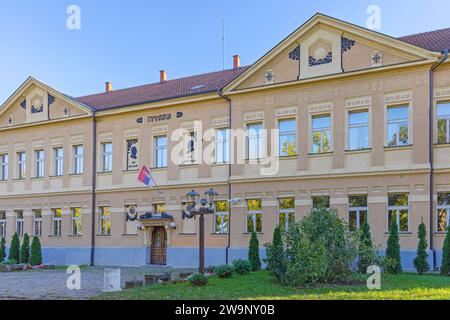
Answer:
xmin=160 ymin=70 xmax=167 ymax=83
xmin=105 ymin=82 xmax=112 ymax=93
xmin=233 ymin=55 xmax=240 ymax=69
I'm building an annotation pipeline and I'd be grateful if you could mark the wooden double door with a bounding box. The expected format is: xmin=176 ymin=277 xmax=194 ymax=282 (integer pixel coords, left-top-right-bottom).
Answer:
xmin=151 ymin=227 xmax=167 ymax=265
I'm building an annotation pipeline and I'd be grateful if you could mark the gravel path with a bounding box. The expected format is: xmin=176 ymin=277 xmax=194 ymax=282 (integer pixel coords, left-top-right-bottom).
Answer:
xmin=0 ymin=266 xmax=195 ymax=300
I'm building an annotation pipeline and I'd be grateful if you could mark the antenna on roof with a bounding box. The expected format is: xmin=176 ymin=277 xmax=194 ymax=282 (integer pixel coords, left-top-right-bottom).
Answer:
xmin=222 ymin=18 xmax=225 ymax=70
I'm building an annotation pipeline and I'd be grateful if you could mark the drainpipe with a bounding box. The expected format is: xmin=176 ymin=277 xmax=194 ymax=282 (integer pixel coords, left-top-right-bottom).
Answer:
xmin=218 ymin=90 xmax=232 ymax=265
xmin=429 ymin=49 xmax=448 ymax=270
xmin=90 ymin=111 xmax=97 ymax=266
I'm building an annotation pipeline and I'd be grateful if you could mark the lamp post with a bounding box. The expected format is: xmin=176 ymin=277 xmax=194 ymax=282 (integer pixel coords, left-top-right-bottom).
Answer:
xmin=184 ymin=188 xmax=218 ymax=273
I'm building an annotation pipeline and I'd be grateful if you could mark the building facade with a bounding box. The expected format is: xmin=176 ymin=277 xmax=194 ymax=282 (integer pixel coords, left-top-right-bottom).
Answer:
xmin=1 ymin=14 xmax=450 ymax=270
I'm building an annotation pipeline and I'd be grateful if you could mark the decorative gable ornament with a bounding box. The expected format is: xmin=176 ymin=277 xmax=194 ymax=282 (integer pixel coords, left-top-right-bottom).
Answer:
xmin=20 ymin=99 xmax=26 ymax=110
xmin=31 ymin=104 xmax=44 ymax=113
xmin=264 ymin=70 xmax=275 ymax=84
xmin=48 ymin=94 xmax=56 ymax=106
xmin=309 ymin=47 xmax=332 ymax=66
xmin=288 ymin=45 xmax=300 ymax=61
xmin=126 ymin=205 xmax=138 ymax=221
xmin=7 ymin=116 xmax=13 ymax=125
xmin=371 ymin=51 xmax=383 ymax=67
xmin=341 ymin=37 xmax=356 ymax=53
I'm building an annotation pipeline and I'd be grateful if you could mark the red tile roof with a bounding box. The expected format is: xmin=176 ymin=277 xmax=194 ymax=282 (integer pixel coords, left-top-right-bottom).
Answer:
xmin=398 ymin=27 xmax=450 ymax=52
xmin=76 ymin=66 xmax=248 ymax=110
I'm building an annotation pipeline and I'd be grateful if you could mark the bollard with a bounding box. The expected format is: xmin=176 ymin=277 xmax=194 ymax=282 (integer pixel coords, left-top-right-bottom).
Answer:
xmin=102 ymin=268 xmax=122 ymax=292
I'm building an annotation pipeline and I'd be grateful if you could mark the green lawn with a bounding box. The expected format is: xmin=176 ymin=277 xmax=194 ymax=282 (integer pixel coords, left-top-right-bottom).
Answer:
xmin=95 ymin=271 xmax=450 ymax=300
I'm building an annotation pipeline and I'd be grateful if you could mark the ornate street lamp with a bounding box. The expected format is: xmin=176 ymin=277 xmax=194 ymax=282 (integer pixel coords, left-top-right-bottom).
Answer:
xmin=183 ymin=188 xmax=217 ymax=273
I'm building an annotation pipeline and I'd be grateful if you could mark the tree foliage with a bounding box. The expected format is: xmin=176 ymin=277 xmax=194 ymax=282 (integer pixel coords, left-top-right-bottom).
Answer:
xmin=248 ymin=231 xmax=261 ymax=271
xmin=30 ymin=236 xmax=43 ymax=266
xmin=8 ymin=233 xmax=20 ymax=263
xmin=385 ymin=215 xmax=402 ymax=274
xmin=413 ymin=221 xmax=429 ymax=275
xmin=20 ymin=233 xmax=30 ymax=264
xmin=441 ymin=226 xmax=450 ymax=276
xmin=358 ymin=220 xmax=376 ymax=273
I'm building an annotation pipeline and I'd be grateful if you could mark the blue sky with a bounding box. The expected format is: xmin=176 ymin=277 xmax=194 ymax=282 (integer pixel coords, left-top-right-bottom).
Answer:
xmin=1 ymin=0 xmax=449 ymax=103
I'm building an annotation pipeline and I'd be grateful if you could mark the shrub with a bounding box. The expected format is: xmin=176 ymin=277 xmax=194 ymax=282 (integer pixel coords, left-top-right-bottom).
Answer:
xmin=187 ymin=273 xmax=208 ymax=287
xmin=413 ymin=221 xmax=429 ymax=275
xmin=30 ymin=236 xmax=43 ymax=266
xmin=248 ymin=231 xmax=261 ymax=271
xmin=0 ymin=259 xmax=17 ymax=265
xmin=358 ymin=220 xmax=376 ymax=273
xmin=441 ymin=226 xmax=450 ymax=276
xmin=8 ymin=233 xmax=20 ymax=263
xmin=385 ymin=215 xmax=402 ymax=274
xmin=265 ymin=226 xmax=287 ymax=282
xmin=0 ymin=237 xmax=6 ymax=262
xmin=232 ymin=259 xmax=252 ymax=275
xmin=214 ymin=265 xmax=234 ymax=278
xmin=20 ymin=233 xmax=30 ymax=264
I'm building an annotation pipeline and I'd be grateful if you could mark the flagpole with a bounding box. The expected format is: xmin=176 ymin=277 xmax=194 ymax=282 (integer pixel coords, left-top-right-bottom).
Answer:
xmin=148 ymin=171 xmax=163 ymax=195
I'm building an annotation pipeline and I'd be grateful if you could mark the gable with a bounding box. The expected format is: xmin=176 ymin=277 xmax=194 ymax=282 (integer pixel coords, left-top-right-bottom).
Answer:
xmin=0 ymin=78 xmax=92 ymax=128
xmin=228 ymin=14 xmax=439 ymax=92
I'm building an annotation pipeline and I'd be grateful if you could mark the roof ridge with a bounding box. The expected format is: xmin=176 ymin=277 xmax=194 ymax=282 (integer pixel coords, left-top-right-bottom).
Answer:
xmin=398 ymin=26 xmax=450 ymax=39
xmin=76 ymin=66 xmax=249 ymax=99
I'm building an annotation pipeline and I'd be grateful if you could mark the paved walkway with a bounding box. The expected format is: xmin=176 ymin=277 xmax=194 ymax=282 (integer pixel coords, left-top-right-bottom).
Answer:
xmin=0 ymin=266 xmax=195 ymax=300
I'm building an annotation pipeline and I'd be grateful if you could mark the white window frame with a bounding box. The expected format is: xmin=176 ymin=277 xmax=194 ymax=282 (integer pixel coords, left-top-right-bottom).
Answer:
xmin=387 ymin=193 xmax=409 ymax=232
xmin=0 ymin=211 xmax=6 ymax=237
xmin=215 ymin=128 xmax=230 ymax=164
xmin=278 ymin=119 xmax=297 ymax=157
xmin=348 ymin=195 xmax=368 ymax=231
xmin=386 ymin=105 xmax=410 ymax=147
xmin=54 ymin=147 xmax=64 ymax=176
xmin=246 ymin=199 xmax=262 ymax=233
xmin=52 ymin=208 xmax=62 ymax=237
xmin=155 ymin=135 xmax=168 ymax=168
xmin=311 ymin=114 xmax=332 ymax=153
xmin=16 ymin=210 xmax=24 ymax=237
xmin=72 ymin=207 xmax=82 ymax=236
xmin=278 ymin=198 xmax=295 ymax=231
xmin=246 ymin=123 xmax=264 ymax=160
xmin=436 ymin=102 xmax=450 ymax=144
xmin=214 ymin=201 xmax=229 ymax=234
xmin=101 ymin=142 xmax=113 ymax=172
xmin=33 ymin=210 xmax=42 ymax=237
xmin=17 ymin=152 xmax=26 ymax=179
xmin=347 ymin=110 xmax=369 ymax=150
xmin=0 ymin=154 xmax=8 ymax=181
xmin=99 ymin=207 xmax=111 ymax=236
xmin=35 ymin=149 xmax=45 ymax=178
xmin=74 ymin=145 xmax=84 ymax=174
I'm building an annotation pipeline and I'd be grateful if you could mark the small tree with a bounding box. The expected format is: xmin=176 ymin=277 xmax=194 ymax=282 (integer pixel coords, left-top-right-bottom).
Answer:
xmin=265 ymin=226 xmax=287 ymax=281
xmin=30 ymin=236 xmax=43 ymax=266
xmin=20 ymin=233 xmax=30 ymax=264
xmin=248 ymin=231 xmax=261 ymax=271
xmin=358 ymin=220 xmax=375 ymax=273
xmin=0 ymin=237 xmax=6 ymax=262
xmin=385 ymin=215 xmax=402 ymax=274
xmin=413 ymin=221 xmax=429 ymax=275
xmin=441 ymin=226 xmax=450 ymax=276
xmin=8 ymin=232 xmax=20 ymax=263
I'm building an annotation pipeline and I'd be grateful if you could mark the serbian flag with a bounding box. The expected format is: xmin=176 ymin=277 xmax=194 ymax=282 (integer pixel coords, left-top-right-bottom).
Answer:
xmin=138 ymin=166 xmax=155 ymax=187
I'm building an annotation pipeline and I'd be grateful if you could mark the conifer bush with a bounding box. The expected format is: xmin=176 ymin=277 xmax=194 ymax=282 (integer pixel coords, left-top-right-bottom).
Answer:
xmin=385 ymin=215 xmax=402 ymax=274
xmin=8 ymin=232 xmax=20 ymax=263
xmin=265 ymin=226 xmax=287 ymax=282
xmin=357 ymin=220 xmax=375 ymax=273
xmin=0 ymin=237 xmax=6 ymax=262
xmin=248 ymin=231 xmax=261 ymax=271
xmin=413 ymin=221 xmax=429 ymax=275
xmin=20 ymin=233 xmax=30 ymax=264
xmin=441 ymin=226 xmax=450 ymax=276
xmin=30 ymin=236 xmax=43 ymax=266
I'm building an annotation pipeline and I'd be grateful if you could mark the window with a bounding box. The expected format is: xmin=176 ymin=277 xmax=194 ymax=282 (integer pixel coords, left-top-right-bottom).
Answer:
xmin=279 ymin=119 xmax=297 ymax=157
xmin=247 ymin=123 xmax=263 ymax=160
xmin=312 ymin=195 xmax=330 ymax=210
xmin=246 ymin=199 xmax=262 ymax=233
xmin=348 ymin=110 xmax=369 ymax=150
xmin=54 ymin=147 xmax=63 ymax=176
xmin=153 ymin=204 xmax=166 ymax=215
xmin=74 ymin=145 xmax=84 ymax=174
xmin=101 ymin=143 xmax=113 ymax=172
xmin=0 ymin=211 xmax=6 ymax=237
xmin=387 ymin=105 xmax=409 ymax=147
xmin=182 ymin=132 xmax=197 ymax=165
xmin=72 ymin=208 xmax=82 ymax=236
xmin=437 ymin=193 xmax=450 ymax=232
xmin=214 ymin=200 xmax=229 ymax=234
xmin=35 ymin=150 xmax=44 ymax=178
xmin=16 ymin=210 xmax=24 ymax=237
xmin=388 ymin=193 xmax=409 ymax=232
xmin=17 ymin=152 xmax=26 ymax=179
xmin=155 ymin=136 xmax=168 ymax=168
xmin=99 ymin=207 xmax=111 ymax=235
xmin=126 ymin=139 xmax=139 ymax=171
xmin=278 ymin=198 xmax=295 ymax=231
xmin=312 ymin=115 xmax=332 ymax=153
xmin=52 ymin=208 xmax=62 ymax=236
xmin=215 ymin=128 xmax=230 ymax=163
xmin=437 ymin=102 xmax=450 ymax=144
xmin=348 ymin=195 xmax=368 ymax=231
xmin=0 ymin=154 xmax=8 ymax=181
xmin=33 ymin=210 xmax=42 ymax=237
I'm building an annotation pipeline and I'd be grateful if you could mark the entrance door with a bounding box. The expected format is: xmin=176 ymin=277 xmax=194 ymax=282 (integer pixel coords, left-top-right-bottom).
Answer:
xmin=151 ymin=227 xmax=167 ymax=265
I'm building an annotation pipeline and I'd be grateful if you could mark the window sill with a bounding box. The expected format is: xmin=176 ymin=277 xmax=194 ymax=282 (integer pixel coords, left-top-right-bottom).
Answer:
xmin=97 ymin=171 xmax=112 ymax=175
xmin=150 ymin=167 xmax=168 ymax=171
xmin=278 ymin=155 xmax=298 ymax=160
xmin=434 ymin=232 xmax=448 ymax=235
xmin=308 ymin=152 xmax=333 ymax=158
xmin=96 ymin=234 xmax=111 ymax=237
xmin=433 ymin=143 xmax=450 ymax=149
xmin=211 ymin=162 xmax=229 ymax=166
xmin=123 ymin=169 xmax=139 ymax=173
xmin=49 ymin=175 xmax=63 ymax=179
xmin=384 ymin=232 xmax=412 ymax=236
xmin=69 ymin=173 xmax=84 ymax=176
xmin=68 ymin=235 xmax=82 ymax=238
xmin=179 ymin=163 xmax=199 ymax=168
xmin=345 ymin=148 xmax=372 ymax=154
xmin=243 ymin=232 xmax=263 ymax=235
xmin=210 ymin=233 xmax=229 ymax=236
xmin=122 ymin=234 xmax=138 ymax=237
xmin=31 ymin=177 xmax=44 ymax=180
xmin=13 ymin=178 xmax=26 ymax=181
xmin=384 ymin=145 xmax=412 ymax=151
xmin=178 ymin=233 xmax=196 ymax=236
xmin=48 ymin=235 xmax=62 ymax=238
